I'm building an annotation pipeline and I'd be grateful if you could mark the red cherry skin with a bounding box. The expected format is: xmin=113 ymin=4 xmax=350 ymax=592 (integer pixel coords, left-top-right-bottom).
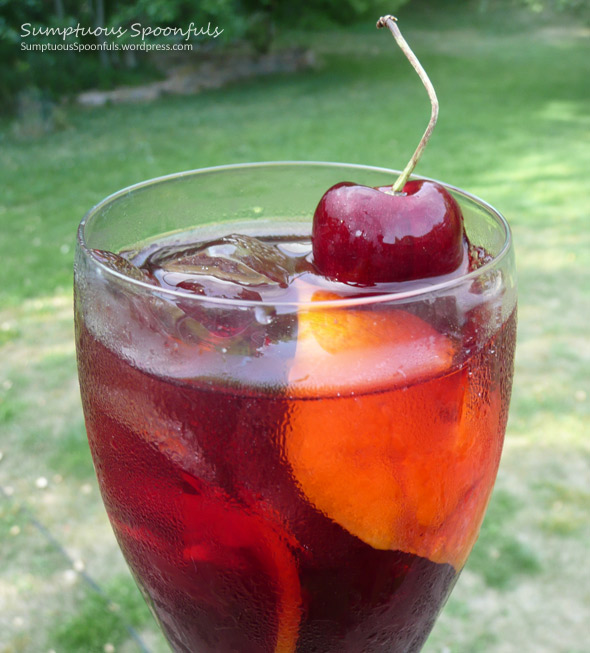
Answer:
xmin=312 ymin=179 xmax=465 ymax=284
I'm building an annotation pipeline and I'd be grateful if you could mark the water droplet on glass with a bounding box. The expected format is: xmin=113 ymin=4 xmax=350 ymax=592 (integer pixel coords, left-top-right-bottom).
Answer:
xmin=254 ymin=306 xmax=274 ymax=325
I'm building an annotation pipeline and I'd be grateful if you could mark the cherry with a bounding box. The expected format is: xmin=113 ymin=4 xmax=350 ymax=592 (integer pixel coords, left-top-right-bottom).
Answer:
xmin=312 ymin=16 xmax=466 ymax=285
xmin=312 ymin=179 xmax=465 ymax=284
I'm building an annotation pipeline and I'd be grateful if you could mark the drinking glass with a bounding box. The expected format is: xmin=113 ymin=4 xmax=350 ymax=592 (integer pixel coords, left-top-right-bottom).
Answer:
xmin=74 ymin=162 xmax=516 ymax=652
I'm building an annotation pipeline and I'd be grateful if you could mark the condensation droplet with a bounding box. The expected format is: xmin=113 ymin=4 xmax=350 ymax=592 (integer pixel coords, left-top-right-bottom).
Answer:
xmin=254 ymin=306 xmax=274 ymax=325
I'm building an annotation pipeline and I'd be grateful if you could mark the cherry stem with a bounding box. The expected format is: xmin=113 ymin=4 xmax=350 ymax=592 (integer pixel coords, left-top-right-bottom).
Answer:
xmin=377 ymin=16 xmax=439 ymax=193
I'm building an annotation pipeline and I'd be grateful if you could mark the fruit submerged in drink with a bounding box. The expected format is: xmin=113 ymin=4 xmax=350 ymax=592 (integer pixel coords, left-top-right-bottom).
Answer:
xmin=76 ymin=226 xmax=515 ymax=653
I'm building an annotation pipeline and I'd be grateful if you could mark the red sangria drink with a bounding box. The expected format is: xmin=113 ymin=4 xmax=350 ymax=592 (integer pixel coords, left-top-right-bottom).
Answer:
xmin=75 ymin=162 xmax=516 ymax=653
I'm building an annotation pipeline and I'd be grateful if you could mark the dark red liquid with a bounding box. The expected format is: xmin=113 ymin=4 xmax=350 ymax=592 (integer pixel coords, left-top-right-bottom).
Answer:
xmin=76 ymin=235 xmax=516 ymax=652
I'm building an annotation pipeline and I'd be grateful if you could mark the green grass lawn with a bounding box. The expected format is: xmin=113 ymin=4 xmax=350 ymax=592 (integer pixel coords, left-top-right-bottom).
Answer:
xmin=1 ymin=3 xmax=589 ymax=652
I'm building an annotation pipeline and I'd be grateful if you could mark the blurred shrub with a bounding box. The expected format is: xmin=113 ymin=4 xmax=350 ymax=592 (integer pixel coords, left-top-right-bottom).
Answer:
xmin=0 ymin=0 xmax=409 ymax=115
xmin=478 ymin=0 xmax=589 ymax=22
xmin=518 ymin=0 xmax=589 ymax=20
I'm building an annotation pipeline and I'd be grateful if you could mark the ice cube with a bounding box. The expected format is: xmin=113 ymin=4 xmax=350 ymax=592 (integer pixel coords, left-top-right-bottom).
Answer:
xmin=144 ymin=234 xmax=297 ymax=290
xmin=91 ymin=249 xmax=156 ymax=285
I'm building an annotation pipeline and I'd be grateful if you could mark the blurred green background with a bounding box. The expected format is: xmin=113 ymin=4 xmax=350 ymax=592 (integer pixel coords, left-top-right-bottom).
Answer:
xmin=1 ymin=0 xmax=589 ymax=651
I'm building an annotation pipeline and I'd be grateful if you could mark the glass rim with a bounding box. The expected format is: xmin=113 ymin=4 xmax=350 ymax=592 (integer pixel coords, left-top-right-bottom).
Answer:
xmin=77 ymin=161 xmax=513 ymax=309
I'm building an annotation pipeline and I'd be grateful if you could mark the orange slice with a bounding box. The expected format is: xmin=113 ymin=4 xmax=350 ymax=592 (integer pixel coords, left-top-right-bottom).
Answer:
xmin=181 ymin=477 xmax=302 ymax=653
xmin=286 ymin=292 xmax=502 ymax=569
xmin=288 ymin=291 xmax=456 ymax=397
